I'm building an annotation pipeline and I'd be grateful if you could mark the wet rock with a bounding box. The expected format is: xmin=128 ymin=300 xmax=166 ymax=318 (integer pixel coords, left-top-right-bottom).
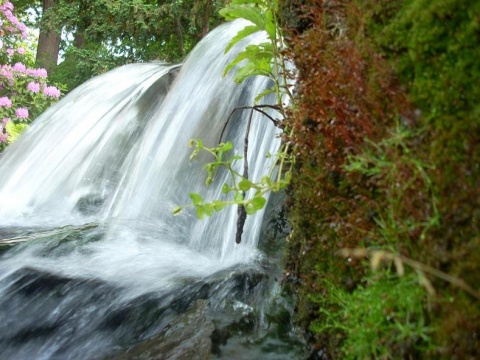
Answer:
xmin=75 ymin=194 xmax=105 ymax=215
xmin=114 ymin=299 xmax=214 ymax=360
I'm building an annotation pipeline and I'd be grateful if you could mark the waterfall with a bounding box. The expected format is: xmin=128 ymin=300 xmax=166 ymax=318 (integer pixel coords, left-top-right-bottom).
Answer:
xmin=0 ymin=20 xmax=287 ymax=359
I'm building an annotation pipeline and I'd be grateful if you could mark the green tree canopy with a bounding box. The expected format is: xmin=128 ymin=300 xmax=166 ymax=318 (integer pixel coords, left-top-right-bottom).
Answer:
xmin=22 ymin=0 xmax=226 ymax=90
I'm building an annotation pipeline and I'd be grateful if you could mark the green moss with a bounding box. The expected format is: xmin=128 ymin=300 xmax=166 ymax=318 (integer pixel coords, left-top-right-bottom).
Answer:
xmin=310 ymin=273 xmax=432 ymax=359
xmin=365 ymin=0 xmax=480 ymax=125
xmin=283 ymin=0 xmax=480 ymax=358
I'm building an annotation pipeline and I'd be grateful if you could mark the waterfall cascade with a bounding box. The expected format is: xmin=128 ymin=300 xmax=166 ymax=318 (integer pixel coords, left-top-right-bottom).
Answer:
xmin=0 ymin=20 xmax=299 ymax=359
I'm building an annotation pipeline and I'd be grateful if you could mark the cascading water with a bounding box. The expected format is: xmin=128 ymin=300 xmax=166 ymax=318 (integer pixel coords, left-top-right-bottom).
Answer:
xmin=0 ymin=21 xmax=302 ymax=359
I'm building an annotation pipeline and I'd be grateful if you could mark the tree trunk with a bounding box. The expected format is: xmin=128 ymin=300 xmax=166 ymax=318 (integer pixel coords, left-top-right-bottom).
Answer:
xmin=73 ymin=0 xmax=89 ymax=49
xmin=175 ymin=15 xmax=185 ymax=57
xmin=201 ymin=0 xmax=212 ymax=38
xmin=35 ymin=0 xmax=61 ymax=73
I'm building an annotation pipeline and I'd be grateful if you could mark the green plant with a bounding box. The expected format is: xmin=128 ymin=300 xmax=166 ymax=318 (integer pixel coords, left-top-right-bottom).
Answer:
xmin=310 ymin=272 xmax=432 ymax=359
xmin=174 ymin=0 xmax=295 ymax=243
xmin=174 ymin=138 xmax=291 ymax=217
xmin=345 ymin=121 xmax=440 ymax=246
xmin=220 ymin=0 xmax=293 ymax=105
xmin=0 ymin=1 xmax=62 ymax=151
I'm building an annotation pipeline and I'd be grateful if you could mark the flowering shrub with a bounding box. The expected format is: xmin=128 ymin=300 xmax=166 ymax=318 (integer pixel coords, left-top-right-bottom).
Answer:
xmin=0 ymin=1 xmax=61 ymax=150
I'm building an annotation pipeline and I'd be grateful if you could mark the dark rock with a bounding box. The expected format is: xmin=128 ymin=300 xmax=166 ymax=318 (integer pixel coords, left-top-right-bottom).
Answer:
xmin=75 ymin=194 xmax=105 ymax=215
xmin=114 ymin=299 xmax=214 ymax=360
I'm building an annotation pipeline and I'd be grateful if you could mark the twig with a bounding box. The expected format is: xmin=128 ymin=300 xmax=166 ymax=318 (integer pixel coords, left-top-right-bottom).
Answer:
xmin=218 ymin=105 xmax=281 ymax=144
xmin=235 ymin=107 xmax=254 ymax=244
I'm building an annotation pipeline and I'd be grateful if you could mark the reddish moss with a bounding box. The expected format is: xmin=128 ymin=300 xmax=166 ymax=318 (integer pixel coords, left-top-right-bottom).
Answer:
xmin=282 ymin=0 xmax=480 ymax=358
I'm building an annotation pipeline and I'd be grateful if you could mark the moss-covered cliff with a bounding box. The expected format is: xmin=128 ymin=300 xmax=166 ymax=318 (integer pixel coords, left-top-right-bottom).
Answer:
xmin=282 ymin=0 xmax=480 ymax=358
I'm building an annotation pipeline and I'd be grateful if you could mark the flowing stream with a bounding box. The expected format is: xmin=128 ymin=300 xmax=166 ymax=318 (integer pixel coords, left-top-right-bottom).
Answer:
xmin=0 ymin=21 xmax=303 ymax=359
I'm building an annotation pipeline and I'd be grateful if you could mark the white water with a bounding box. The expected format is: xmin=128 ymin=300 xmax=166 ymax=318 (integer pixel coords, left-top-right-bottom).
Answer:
xmin=0 ymin=20 xmax=286 ymax=359
xmin=0 ymin=20 xmax=281 ymax=305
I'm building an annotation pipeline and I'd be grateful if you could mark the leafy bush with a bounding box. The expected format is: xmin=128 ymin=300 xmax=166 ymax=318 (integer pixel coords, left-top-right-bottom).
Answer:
xmin=0 ymin=1 xmax=62 ymax=150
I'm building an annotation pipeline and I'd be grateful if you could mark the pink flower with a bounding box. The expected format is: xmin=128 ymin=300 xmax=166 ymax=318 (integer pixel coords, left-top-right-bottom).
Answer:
xmin=15 ymin=107 xmax=29 ymax=119
xmin=0 ymin=66 xmax=13 ymax=79
xmin=2 ymin=117 xmax=11 ymax=125
xmin=17 ymin=23 xmax=28 ymax=39
xmin=13 ymin=62 xmax=26 ymax=72
xmin=27 ymin=81 xmax=40 ymax=93
xmin=0 ymin=132 xmax=9 ymax=143
xmin=0 ymin=97 xmax=12 ymax=108
xmin=27 ymin=68 xmax=48 ymax=78
xmin=1 ymin=2 xmax=14 ymax=11
xmin=43 ymin=85 xmax=61 ymax=98
xmin=6 ymin=48 xmax=14 ymax=57
xmin=17 ymin=47 xmax=25 ymax=55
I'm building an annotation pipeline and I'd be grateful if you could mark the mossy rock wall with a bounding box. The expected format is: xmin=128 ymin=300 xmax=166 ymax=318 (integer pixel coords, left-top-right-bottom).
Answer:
xmin=282 ymin=0 xmax=480 ymax=358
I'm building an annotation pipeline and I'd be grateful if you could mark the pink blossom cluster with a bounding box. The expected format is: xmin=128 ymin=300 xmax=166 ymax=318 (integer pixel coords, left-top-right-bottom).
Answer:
xmin=0 ymin=2 xmax=27 ymax=39
xmin=0 ymin=64 xmax=48 ymax=79
xmin=15 ymin=107 xmax=28 ymax=118
xmin=43 ymin=85 xmax=61 ymax=98
xmin=27 ymin=81 xmax=40 ymax=93
xmin=0 ymin=1 xmax=62 ymax=146
xmin=0 ymin=96 xmax=12 ymax=107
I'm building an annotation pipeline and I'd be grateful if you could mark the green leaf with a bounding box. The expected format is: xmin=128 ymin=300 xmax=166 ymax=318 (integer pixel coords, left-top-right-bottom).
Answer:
xmin=230 ymin=0 xmax=262 ymax=5
xmin=205 ymin=163 xmax=215 ymax=178
xmin=222 ymin=183 xmax=232 ymax=194
xmin=261 ymin=175 xmax=273 ymax=186
xmin=212 ymin=201 xmax=227 ymax=211
xmin=234 ymin=192 xmax=244 ymax=202
xmin=189 ymin=193 xmax=203 ymax=206
xmin=219 ymin=141 xmax=233 ymax=152
xmin=192 ymin=138 xmax=204 ymax=149
xmin=219 ymin=5 xmax=266 ymax=29
xmin=195 ymin=204 xmax=215 ymax=219
xmin=239 ymin=179 xmax=253 ymax=191
xmin=234 ymin=62 xmax=271 ymax=83
xmin=203 ymin=204 xmax=214 ymax=217
xmin=223 ymin=49 xmax=252 ymax=77
xmin=223 ymin=43 xmax=274 ymax=81
xmin=225 ymin=25 xmax=260 ymax=53
xmin=196 ymin=206 xmax=206 ymax=219
xmin=254 ymin=87 xmax=276 ymax=103
xmin=265 ymin=9 xmax=276 ymax=40
xmin=245 ymin=196 xmax=266 ymax=215
xmin=251 ymin=195 xmax=266 ymax=209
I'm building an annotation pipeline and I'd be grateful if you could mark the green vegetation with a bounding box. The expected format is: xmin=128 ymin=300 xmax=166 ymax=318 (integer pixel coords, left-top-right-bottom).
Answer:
xmin=46 ymin=0 xmax=227 ymax=90
xmin=310 ymin=273 xmax=432 ymax=359
xmin=14 ymin=0 xmax=228 ymax=91
xmin=174 ymin=139 xmax=289 ymax=221
xmin=283 ymin=0 xmax=480 ymax=358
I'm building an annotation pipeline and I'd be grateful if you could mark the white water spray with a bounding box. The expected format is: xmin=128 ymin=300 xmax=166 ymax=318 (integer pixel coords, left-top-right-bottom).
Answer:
xmin=0 ymin=20 xmax=281 ymax=304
